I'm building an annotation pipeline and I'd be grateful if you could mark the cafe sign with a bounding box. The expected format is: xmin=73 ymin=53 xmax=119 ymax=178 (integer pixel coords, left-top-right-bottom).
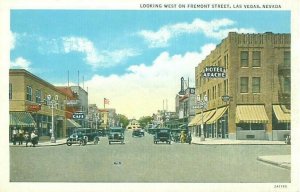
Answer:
xmin=203 ymin=66 xmax=226 ymax=78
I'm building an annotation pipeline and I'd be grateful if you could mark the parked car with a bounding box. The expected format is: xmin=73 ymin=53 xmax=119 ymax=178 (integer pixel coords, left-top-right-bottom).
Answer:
xmin=154 ymin=128 xmax=171 ymax=144
xmin=132 ymin=128 xmax=144 ymax=137
xmin=73 ymin=128 xmax=100 ymax=144
xmin=108 ymin=127 xmax=125 ymax=144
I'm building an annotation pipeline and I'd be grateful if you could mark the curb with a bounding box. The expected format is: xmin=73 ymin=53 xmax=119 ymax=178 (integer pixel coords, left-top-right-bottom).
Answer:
xmin=191 ymin=142 xmax=286 ymax=145
xmin=257 ymin=157 xmax=291 ymax=170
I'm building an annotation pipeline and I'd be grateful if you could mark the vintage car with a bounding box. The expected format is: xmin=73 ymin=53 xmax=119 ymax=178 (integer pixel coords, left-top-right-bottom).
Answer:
xmin=66 ymin=132 xmax=87 ymax=146
xmin=132 ymin=128 xmax=144 ymax=137
xmin=74 ymin=128 xmax=100 ymax=144
xmin=108 ymin=127 xmax=125 ymax=144
xmin=170 ymin=129 xmax=181 ymax=143
xmin=154 ymin=128 xmax=171 ymax=144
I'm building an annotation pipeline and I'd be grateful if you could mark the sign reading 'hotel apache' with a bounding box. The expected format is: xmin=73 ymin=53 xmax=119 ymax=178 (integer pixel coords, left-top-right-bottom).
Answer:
xmin=202 ymin=66 xmax=226 ymax=78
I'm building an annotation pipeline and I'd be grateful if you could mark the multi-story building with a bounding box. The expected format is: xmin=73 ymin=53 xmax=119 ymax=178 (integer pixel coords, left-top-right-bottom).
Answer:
xmin=191 ymin=32 xmax=290 ymax=141
xmin=9 ymin=69 xmax=68 ymax=139
xmin=88 ymin=104 xmax=101 ymax=129
xmin=69 ymin=85 xmax=88 ymax=127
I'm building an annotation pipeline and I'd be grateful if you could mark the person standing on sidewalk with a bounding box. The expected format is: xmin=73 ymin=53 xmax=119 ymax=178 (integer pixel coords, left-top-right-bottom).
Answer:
xmin=30 ymin=130 xmax=38 ymax=147
xmin=18 ymin=129 xmax=24 ymax=145
xmin=24 ymin=131 xmax=30 ymax=147
xmin=12 ymin=127 xmax=18 ymax=145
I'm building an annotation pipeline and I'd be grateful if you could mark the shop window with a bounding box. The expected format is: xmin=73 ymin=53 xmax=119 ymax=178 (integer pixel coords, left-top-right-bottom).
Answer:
xmin=252 ymin=51 xmax=261 ymax=67
xmin=240 ymin=77 xmax=249 ymax=93
xmin=252 ymin=77 xmax=261 ymax=93
xmin=240 ymin=51 xmax=249 ymax=67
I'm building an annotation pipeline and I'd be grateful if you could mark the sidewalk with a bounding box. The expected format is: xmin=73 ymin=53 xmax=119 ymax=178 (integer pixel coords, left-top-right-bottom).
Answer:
xmin=191 ymin=137 xmax=286 ymax=145
xmin=9 ymin=138 xmax=67 ymax=147
xmin=257 ymin=155 xmax=291 ymax=169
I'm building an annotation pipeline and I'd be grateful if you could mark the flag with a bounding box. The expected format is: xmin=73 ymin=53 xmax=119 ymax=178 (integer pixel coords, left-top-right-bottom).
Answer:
xmin=104 ymin=98 xmax=110 ymax=105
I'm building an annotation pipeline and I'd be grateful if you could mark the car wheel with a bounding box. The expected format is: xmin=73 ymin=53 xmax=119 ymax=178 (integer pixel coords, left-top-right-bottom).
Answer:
xmin=66 ymin=140 xmax=72 ymax=146
xmin=94 ymin=137 xmax=99 ymax=144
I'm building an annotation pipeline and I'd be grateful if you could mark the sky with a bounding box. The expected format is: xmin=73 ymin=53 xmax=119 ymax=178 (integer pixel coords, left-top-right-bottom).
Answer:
xmin=10 ymin=10 xmax=290 ymax=119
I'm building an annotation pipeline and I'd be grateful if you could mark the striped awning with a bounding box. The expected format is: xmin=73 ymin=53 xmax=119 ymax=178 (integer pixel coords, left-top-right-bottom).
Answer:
xmin=273 ymin=105 xmax=290 ymax=123
xmin=236 ymin=105 xmax=269 ymax=124
xmin=188 ymin=114 xmax=201 ymax=126
xmin=207 ymin=106 xmax=228 ymax=124
xmin=10 ymin=112 xmax=36 ymax=127
xmin=195 ymin=110 xmax=215 ymax=125
xmin=67 ymin=119 xmax=81 ymax=128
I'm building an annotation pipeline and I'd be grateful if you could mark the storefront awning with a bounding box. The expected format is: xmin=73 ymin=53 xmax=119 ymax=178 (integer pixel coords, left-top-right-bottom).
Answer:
xmin=10 ymin=112 xmax=36 ymax=127
xmin=67 ymin=119 xmax=81 ymax=128
xmin=273 ymin=105 xmax=290 ymax=123
xmin=188 ymin=114 xmax=201 ymax=126
xmin=206 ymin=106 xmax=228 ymax=124
xmin=236 ymin=105 xmax=269 ymax=124
xmin=195 ymin=110 xmax=215 ymax=125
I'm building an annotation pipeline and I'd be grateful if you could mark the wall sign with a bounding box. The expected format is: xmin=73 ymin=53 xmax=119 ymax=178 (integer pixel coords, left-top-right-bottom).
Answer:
xmin=203 ymin=66 xmax=226 ymax=78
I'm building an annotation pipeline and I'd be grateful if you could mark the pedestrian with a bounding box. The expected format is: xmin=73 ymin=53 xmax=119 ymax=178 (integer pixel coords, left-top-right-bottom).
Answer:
xmin=18 ymin=129 xmax=24 ymax=145
xmin=31 ymin=130 xmax=38 ymax=147
xmin=12 ymin=127 xmax=18 ymax=145
xmin=24 ymin=131 xmax=30 ymax=147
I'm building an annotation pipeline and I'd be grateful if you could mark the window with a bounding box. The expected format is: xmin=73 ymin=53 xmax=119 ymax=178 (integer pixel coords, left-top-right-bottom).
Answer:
xmin=284 ymin=51 xmax=290 ymax=66
xmin=252 ymin=51 xmax=261 ymax=67
xmin=9 ymin=83 xmax=12 ymax=100
xmin=240 ymin=77 xmax=249 ymax=93
xmin=240 ymin=51 xmax=249 ymax=67
xmin=252 ymin=77 xmax=261 ymax=93
xmin=284 ymin=77 xmax=291 ymax=94
xmin=26 ymin=86 xmax=32 ymax=101
xmin=35 ymin=89 xmax=42 ymax=103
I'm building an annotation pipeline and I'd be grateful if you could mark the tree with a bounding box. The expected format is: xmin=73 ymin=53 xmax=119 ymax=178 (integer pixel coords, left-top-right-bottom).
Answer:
xmin=117 ymin=114 xmax=129 ymax=128
xmin=138 ymin=116 xmax=153 ymax=128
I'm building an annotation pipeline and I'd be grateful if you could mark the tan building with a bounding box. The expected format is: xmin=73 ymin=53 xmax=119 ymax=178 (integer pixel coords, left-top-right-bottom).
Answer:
xmin=9 ymin=69 xmax=68 ymax=140
xmin=191 ymin=32 xmax=290 ymax=141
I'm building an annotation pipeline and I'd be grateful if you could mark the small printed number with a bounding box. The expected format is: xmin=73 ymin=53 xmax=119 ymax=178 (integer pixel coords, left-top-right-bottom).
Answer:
xmin=274 ymin=185 xmax=287 ymax=188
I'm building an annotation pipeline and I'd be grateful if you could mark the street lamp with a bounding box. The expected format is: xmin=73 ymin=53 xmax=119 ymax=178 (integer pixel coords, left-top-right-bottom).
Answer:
xmin=47 ymin=95 xmax=59 ymax=143
xmin=200 ymin=95 xmax=208 ymax=141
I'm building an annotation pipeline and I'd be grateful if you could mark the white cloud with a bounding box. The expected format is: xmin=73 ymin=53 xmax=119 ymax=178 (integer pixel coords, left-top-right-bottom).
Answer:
xmin=138 ymin=18 xmax=256 ymax=48
xmin=10 ymin=31 xmax=16 ymax=50
xmin=62 ymin=36 xmax=140 ymax=68
xmin=85 ymin=43 xmax=216 ymax=119
xmin=10 ymin=57 xmax=31 ymax=70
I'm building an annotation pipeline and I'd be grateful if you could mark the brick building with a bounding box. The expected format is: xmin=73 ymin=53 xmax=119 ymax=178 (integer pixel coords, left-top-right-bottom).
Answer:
xmin=9 ymin=69 xmax=68 ymax=139
xmin=191 ymin=32 xmax=290 ymax=140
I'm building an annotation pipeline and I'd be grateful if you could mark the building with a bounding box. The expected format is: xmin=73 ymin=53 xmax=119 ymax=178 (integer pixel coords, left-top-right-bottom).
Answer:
xmin=9 ymin=69 xmax=68 ymax=139
xmin=69 ymin=85 xmax=88 ymax=127
xmin=191 ymin=32 xmax=290 ymax=141
xmin=88 ymin=104 xmax=101 ymax=129
xmin=175 ymin=77 xmax=196 ymax=127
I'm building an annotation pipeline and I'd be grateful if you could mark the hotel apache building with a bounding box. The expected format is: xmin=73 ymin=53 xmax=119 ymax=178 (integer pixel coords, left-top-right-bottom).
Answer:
xmin=189 ymin=32 xmax=290 ymax=141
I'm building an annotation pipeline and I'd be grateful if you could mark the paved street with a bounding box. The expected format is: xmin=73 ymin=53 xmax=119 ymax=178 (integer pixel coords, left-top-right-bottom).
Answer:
xmin=10 ymin=131 xmax=291 ymax=183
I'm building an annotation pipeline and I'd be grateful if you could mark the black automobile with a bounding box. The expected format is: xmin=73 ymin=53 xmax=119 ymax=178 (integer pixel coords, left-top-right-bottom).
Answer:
xmin=154 ymin=128 xmax=171 ymax=144
xmin=66 ymin=132 xmax=87 ymax=146
xmin=73 ymin=128 xmax=100 ymax=144
xmin=108 ymin=127 xmax=125 ymax=144
xmin=170 ymin=129 xmax=181 ymax=143
xmin=132 ymin=128 xmax=144 ymax=137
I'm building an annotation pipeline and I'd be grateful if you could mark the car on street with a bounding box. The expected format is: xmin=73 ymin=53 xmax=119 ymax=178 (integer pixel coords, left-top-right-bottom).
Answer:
xmin=66 ymin=132 xmax=87 ymax=146
xmin=73 ymin=128 xmax=100 ymax=144
xmin=108 ymin=127 xmax=125 ymax=144
xmin=132 ymin=128 xmax=144 ymax=137
xmin=154 ymin=128 xmax=171 ymax=144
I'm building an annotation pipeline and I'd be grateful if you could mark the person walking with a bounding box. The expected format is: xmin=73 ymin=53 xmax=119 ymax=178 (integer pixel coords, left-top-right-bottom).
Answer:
xmin=18 ymin=129 xmax=24 ymax=145
xmin=24 ymin=131 xmax=30 ymax=147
